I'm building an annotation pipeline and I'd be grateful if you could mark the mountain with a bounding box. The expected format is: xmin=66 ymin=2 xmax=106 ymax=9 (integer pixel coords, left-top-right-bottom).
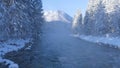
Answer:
xmin=84 ymin=0 xmax=120 ymax=36
xmin=43 ymin=10 xmax=73 ymax=34
xmin=43 ymin=10 xmax=72 ymax=23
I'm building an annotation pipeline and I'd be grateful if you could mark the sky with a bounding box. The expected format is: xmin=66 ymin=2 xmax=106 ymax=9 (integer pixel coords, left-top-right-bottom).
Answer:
xmin=42 ymin=0 xmax=89 ymax=17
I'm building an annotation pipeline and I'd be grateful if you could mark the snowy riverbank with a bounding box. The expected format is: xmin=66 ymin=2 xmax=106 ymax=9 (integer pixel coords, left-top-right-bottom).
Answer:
xmin=73 ymin=35 xmax=120 ymax=49
xmin=0 ymin=39 xmax=30 ymax=68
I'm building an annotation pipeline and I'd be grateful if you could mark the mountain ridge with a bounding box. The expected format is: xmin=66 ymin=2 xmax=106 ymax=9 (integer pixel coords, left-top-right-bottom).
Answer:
xmin=43 ymin=10 xmax=73 ymax=23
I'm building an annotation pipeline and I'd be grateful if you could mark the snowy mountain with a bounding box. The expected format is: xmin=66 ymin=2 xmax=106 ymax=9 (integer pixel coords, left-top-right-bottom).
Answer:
xmin=43 ymin=10 xmax=72 ymax=23
xmin=43 ymin=10 xmax=73 ymax=35
xmin=83 ymin=0 xmax=120 ymax=36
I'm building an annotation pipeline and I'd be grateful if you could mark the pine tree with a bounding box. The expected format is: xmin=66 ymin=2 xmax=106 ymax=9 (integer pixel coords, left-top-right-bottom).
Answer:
xmin=0 ymin=0 xmax=43 ymax=40
xmin=72 ymin=9 xmax=83 ymax=34
xmin=0 ymin=0 xmax=43 ymax=41
xmin=27 ymin=0 xmax=43 ymax=45
xmin=84 ymin=0 xmax=107 ymax=36
xmin=84 ymin=0 xmax=120 ymax=36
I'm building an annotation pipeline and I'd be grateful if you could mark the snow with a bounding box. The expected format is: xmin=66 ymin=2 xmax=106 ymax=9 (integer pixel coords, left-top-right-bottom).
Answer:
xmin=73 ymin=34 xmax=120 ymax=48
xmin=0 ymin=39 xmax=30 ymax=68
xmin=25 ymin=45 xmax=32 ymax=50
xmin=87 ymin=0 xmax=120 ymax=13
xmin=43 ymin=10 xmax=72 ymax=23
xmin=8 ymin=63 xmax=19 ymax=68
xmin=102 ymin=0 xmax=120 ymax=13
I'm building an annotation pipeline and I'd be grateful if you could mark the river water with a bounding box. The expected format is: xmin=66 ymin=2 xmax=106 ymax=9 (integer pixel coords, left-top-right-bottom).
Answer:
xmin=39 ymin=22 xmax=120 ymax=68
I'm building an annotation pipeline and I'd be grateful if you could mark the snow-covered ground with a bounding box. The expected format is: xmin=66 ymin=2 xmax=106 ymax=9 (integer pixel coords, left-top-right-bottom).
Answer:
xmin=73 ymin=34 xmax=120 ymax=49
xmin=0 ymin=39 xmax=30 ymax=68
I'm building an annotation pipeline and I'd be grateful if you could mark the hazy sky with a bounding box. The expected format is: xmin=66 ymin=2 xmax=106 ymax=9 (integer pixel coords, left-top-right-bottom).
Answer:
xmin=42 ymin=0 xmax=89 ymax=17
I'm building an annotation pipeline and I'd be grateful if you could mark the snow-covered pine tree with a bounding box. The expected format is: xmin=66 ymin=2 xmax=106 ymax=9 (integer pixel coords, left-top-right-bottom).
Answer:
xmin=0 ymin=0 xmax=43 ymax=41
xmin=84 ymin=0 xmax=120 ymax=36
xmin=72 ymin=9 xmax=83 ymax=34
xmin=26 ymin=0 xmax=43 ymax=45
xmin=84 ymin=0 xmax=106 ymax=36
xmin=103 ymin=0 xmax=120 ymax=36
